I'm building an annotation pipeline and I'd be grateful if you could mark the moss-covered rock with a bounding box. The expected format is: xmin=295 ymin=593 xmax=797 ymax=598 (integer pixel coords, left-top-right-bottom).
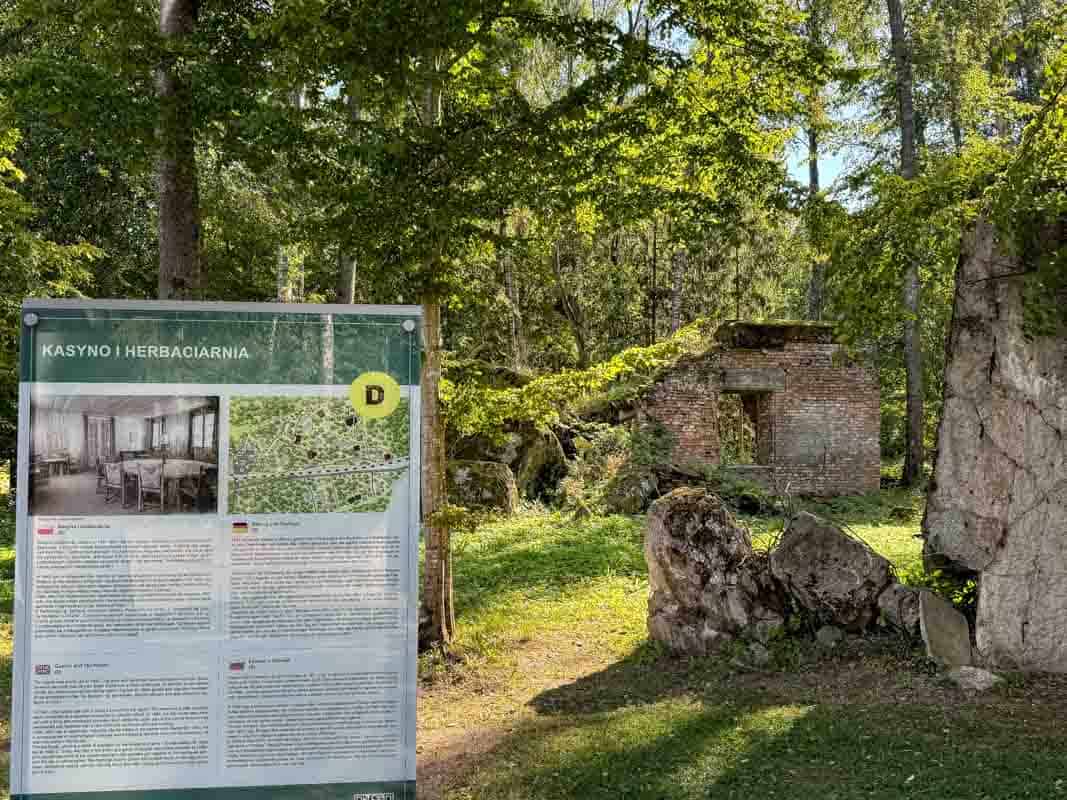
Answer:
xmin=452 ymin=424 xmax=566 ymax=501
xmin=447 ymin=460 xmax=519 ymax=514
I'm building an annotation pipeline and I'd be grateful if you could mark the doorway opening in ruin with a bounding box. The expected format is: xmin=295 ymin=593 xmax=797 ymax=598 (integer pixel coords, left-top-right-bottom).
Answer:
xmin=719 ymin=391 xmax=772 ymax=466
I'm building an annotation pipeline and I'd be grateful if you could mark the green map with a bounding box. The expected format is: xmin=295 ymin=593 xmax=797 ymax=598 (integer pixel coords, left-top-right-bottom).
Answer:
xmin=228 ymin=396 xmax=410 ymax=514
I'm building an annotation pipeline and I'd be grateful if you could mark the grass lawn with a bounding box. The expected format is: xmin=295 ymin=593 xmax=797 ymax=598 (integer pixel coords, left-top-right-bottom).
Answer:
xmin=421 ymin=490 xmax=1067 ymax=800
xmin=1 ymin=476 xmax=1064 ymax=799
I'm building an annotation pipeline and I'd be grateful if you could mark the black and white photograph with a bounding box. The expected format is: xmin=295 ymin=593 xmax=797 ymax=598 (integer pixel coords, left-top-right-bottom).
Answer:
xmin=28 ymin=395 xmax=220 ymax=515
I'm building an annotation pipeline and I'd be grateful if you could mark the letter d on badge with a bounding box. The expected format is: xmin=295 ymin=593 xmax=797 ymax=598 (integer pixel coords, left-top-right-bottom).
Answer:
xmin=350 ymin=372 xmax=400 ymax=419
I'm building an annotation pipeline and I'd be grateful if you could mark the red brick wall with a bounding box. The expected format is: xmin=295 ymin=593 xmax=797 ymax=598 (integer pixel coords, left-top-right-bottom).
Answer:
xmin=639 ymin=341 xmax=880 ymax=496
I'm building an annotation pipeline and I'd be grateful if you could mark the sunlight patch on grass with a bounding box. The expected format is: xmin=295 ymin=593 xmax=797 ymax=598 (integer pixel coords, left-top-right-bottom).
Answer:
xmin=447 ymin=512 xmax=649 ymax=667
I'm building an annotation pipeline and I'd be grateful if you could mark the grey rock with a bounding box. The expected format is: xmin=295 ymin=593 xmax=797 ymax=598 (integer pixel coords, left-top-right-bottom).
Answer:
xmin=769 ymin=512 xmax=893 ymax=630
xmin=816 ymin=625 xmax=844 ymax=648
xmin=945 ymin=666 xmax=1003 ymax=693
xmin=513 ymin=428 xmax=567 ymax=500
xmin=919 ymin=592 xmax=973 ymax=667
xmin=452 ymin=425 xmax=566 ymax=501
xmin=446 ymin=460 xmax=519 ymax=513
xmin=746 ymin=642 xmax=772 ymax=667
xmin=877 ymin=583 xmax=924 ymax=637
xmin=924 ymin=218 xmax=1067 ymax=672
xmin=645 ymin=489 xmax=786 ymax=656
xmin=603 ymin=467 xmax=659 ymax=515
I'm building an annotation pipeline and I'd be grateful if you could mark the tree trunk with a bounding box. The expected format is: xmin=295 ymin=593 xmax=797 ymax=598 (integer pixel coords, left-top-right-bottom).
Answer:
xmin=553 ymin=237 xmax=589 ymax=368
xmin=418 ymin=297 xmax=454 ymax=647
xmin=805 ymin=124 xmax=825 ymax=320
xmin=500 ymin=216 xmax=525 ymax=369
xmin=417 ymin=61 xmax=454 ymax=650
xmin=669 ymin=247 xmax=686 ymax=333
xmin=887 ymin=0 xmax=924 ymax=486
xmin=336 ymin=86 xmax=361 ymax=304
xmin=337 ymin=251 xmax=356 ymax=303
xmin=157 ymin=0 xmax=201 ymax=300
xmin=650 ymin=217 xmax=658 ymax=341
xmin=276 ymin=246 xmax=290 ymax=302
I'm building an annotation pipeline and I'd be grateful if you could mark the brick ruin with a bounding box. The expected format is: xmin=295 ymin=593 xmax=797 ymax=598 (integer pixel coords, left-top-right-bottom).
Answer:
xmin=638 ymin=321 xmax=880 ymax=497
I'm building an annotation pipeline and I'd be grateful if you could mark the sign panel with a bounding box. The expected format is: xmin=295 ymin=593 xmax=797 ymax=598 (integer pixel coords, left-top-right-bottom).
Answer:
xmin=11 ymin=300 xmax=422 ymax=800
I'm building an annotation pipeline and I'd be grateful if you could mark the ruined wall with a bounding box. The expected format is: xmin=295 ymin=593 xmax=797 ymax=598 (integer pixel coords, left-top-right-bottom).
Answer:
xmin=640 ymin=358 xmax=721 ymax=465
xmin=924 ymin=219 xmax=1067 ymax=672
xmin=640 ymin=328 xmax=880 ymax=497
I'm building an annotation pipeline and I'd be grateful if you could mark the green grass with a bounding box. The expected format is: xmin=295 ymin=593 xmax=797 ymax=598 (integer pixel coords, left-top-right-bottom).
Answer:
xmin=450 ymin=694 xmax=1066 ymax=799
xmin=427 ymin=491 xmax=1066 ymax=800
xmin=442 ymin=489 xmax=926 ymax=671
xmin=438 ymin=511 xmax=649 ymax=672
xmin=1 ymin=473 xmax=1062 ymax=800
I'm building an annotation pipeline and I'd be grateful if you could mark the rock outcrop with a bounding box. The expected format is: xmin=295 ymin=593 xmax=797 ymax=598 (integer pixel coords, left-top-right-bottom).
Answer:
xmin=919 ymin=591 xmax=973 ymax=667
xmin=446 ymin=460 xmax=519 ymax=513
xmin=876 ymin=582 xmax=924 ymax=637
xmin=769 ymin=512 xmax=893 ymax=630
xmin=452 ymin=424 xmax=566 ymax=501
xmin=923 ymin=218 xmax=1067 ymax=672
xmin=645 ymin=489 xmax=786 ymax=655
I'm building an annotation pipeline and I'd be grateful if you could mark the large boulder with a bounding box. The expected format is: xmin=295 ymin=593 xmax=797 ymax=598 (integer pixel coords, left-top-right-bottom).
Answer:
xmin=446 ymin=460 xmax=519 ymax=514
xmin=924 ymin=218 xmax=1067 ymax=672
xmin=513 ymin=427 xmax=567 ymax=500
xmin=603 ymin=467 xmax=659 ymax=515
xmin=645 ymin=489 xmax=786 ymax=656
xmin=769 ymin=512 xmax=893 ymax=630
xmin=452 ymin=424 xmax=566 ymax=501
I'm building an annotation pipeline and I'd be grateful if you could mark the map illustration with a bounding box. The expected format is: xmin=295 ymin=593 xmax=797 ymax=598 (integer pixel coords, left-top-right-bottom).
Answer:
xmin=228 ymin=395 xmax=410 ymax=514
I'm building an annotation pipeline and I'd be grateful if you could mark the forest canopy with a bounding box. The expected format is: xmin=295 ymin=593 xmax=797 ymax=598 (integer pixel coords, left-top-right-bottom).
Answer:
xmin=1 ymin=0 xmax=1065 ymax=470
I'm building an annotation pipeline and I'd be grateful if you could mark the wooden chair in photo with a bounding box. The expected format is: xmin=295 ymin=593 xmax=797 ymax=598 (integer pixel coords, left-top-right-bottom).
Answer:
xmin=103 ymin=462 xmax=123 ymax=503
xmin=95 ymin=458 xmax=106 ymax=493
xmin=137 ymin=461 xmax=164 ymax=513
xmin=178 ymin=465 xmax=204 ymax=512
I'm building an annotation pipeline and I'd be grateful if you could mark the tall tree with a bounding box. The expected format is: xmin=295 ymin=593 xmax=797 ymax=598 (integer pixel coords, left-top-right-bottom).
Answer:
xmin=886 ymin=0 xmax=924 ymax=486
xmin=804 ymin=0 xmax=829 ymax=319
xmin=157 ymin=0 xmax=201 ymax=299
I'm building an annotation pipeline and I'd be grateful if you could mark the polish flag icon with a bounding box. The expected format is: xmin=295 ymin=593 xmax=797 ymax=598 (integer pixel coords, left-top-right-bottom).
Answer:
xmin=37 ymin=527 xmax=54 ymax=535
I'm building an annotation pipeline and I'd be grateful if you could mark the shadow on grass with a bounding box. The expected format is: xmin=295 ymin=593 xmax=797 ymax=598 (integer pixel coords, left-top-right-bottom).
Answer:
xmin=451 ymin=514 xmax=646 ymax=619
xmin=529 ymin=642 xmax=727 ymax=715
xmin=445 ymin=661 xmax=1067 ymax=800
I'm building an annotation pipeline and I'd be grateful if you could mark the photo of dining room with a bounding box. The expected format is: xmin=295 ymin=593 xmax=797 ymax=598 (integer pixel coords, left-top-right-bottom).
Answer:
xmin=28 ymin=395 xmax=220 ymax=515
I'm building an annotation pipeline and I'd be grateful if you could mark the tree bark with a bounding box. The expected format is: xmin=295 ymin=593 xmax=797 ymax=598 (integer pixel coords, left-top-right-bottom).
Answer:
xmin=337 ymin=251 xmax=357 ymax=303
xmin=805 ymin=124 xmax=825 ymax=320
xmin=418 ymin=297 xmax=453 ymax=647
xmin=500 ymin=216 xmax=525 ymax=369
xmin=417 ymin=62 xmax=455 ymax=650
xmin=669 ymin=247 xmax=686 ymax=333
xmin=553 ymin=237 xmax=589 ymax=368
xmin=887 ymin=0 xmax=925 ymax=486
xmin=157 ymin=0 xmax=201 ymax=300
xmin=336 ymin=86 xmax=361 ymax=304
xmin=804 ymin=0 xmax=826 ymax=321
xmin=650 ymin=217 xmax=658 ymax=341
xmin=276 ymin=246 xmax=290 ymax=302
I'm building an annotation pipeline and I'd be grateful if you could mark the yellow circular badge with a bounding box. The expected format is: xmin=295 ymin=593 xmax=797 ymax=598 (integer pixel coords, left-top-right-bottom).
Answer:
xmin=350 ymin=372 xmax=401 ymax=419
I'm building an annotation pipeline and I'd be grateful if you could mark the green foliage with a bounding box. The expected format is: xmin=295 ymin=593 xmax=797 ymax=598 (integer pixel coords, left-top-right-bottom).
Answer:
xmin=558 ymin=420 xmax=677 ymax=516
xmin=986 ymin=37 xmax=1067 ymax=334
xmin=898 ymin=564 xmax=979 ymax=620
xmin=559 ymin=424 xmax=635 ymax=515
xmin=0 ymin=125 xmax=100 ymax=461
xmin=444 ymin=318 xmax=713 ymax=439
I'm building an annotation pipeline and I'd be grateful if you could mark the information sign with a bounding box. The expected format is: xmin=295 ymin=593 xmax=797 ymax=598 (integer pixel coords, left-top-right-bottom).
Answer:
xmin=11 ymin=300 xmax=421 ymax=800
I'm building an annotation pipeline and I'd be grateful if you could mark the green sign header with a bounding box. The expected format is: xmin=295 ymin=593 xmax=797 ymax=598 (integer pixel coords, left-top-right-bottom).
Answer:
xmin=20 ymin=302 xmax=422 ymax=386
